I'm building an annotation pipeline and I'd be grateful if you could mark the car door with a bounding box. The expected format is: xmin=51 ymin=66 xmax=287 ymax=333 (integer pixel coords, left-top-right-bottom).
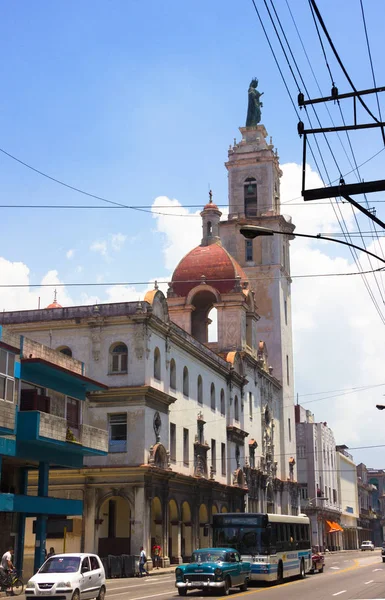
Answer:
xmin=89 ymin=555 xmax=103 ymax=596
xmin=227 ymin=552 xmax=240 ymax=586
xmin=80 ymin=557 xmax=92 ymax=599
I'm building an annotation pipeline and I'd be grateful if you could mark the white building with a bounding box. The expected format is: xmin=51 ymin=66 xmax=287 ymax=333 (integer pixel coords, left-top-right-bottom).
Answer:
xmin=337 ymin=445 xmax=359 ymax=549
xmin=1 ymin=105 xmax=299 ymax=564
xmin=296 ymin=405 xmax=343 ymax=551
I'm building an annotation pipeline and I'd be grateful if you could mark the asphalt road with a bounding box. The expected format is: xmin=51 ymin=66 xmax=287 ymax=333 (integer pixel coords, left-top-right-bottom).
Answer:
xmin=15 ymin=550 xmax=385 ymax=600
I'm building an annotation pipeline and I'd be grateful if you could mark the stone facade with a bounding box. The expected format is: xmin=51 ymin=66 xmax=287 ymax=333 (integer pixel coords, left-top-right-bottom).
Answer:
xmin=1 ymin=117 xmax=300 ymax=564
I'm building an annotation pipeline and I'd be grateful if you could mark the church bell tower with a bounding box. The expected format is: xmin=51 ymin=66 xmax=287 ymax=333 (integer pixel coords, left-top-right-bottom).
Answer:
xmin=220 ymin=81 xmax=297 ymax=480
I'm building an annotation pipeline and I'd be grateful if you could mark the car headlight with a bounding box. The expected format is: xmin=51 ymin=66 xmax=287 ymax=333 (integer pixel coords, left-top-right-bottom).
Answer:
xmin=26 ymin=581 xmax=35 ymax=589
xmin=57 ymin=582 xmax=72 ymax=588
xmin=214 ymin=568 xmax=223 ymax=580
xmin=175 ymin=568 xmax=183 ymax=576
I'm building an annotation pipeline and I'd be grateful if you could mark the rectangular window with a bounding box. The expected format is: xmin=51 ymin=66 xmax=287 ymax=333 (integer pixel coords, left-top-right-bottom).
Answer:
xmin=66 ymin=397 xmax=80 ymax=430
xmin=0 ymin=349 xmax=15 ymax=403
xmin=245 ymin=240 xmax=253 ymax=262
xmin=249 ymin=392 xmax=253 ymax=419
xmin=333 ymin=489 xmax=337 ymax=504
xmin=288 ymin=418 xmax=291 ymax=442
xmin=284 ymin=300 xmax=288 ymax=325
xmin=283 ymin=244 xmax=286 ymax=270
xmin=211 ymin=439 xmax=216 ymax=473
xmin=183 ymin=428 xmax=189 ymax=465
xmin=221 ymin=443 xmax=226 ymax=476
xmin=170 ymin=422 xmax=176 ymax=461
xmin=109 ymin=413 xmax=127 ymax=453
xmin=286 ymin=355 xmax=290 ymax=385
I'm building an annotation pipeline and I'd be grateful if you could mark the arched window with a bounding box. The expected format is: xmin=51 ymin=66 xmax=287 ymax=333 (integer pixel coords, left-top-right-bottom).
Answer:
xmin=57 ymin=346 xmax=72 ymax=357
xmin=234 ymin=395 xmax=239 ymax=422
xmin=197 ymin=375 xmax=203 ymax=405
xmin=110 ymin=342 xmax=128 ymax=373
xmin=183 ymin=366 xmax=189 ymax=397
xmin=220 ymin=389 xmax=225 ymax=416
xmin=170 ymin=359 xmax=176 ymax=390
xmin=154 ymin=347 xmax=161 ymax=380
xmin=207 ymin=221 xmax=212 ymax=236
xmin=244 ymin=177 xmax=257 ymax=217
xmin=210 ymin=383 xmax=216 ymax=411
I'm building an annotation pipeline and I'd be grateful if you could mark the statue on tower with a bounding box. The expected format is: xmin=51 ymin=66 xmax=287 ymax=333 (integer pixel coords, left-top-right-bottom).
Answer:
xmin=246 ymin=79 xmax=264 ymax=127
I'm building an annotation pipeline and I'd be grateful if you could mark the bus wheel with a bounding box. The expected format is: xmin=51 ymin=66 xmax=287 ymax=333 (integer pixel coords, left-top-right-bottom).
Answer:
xmin=276 ymin=562 xmax=283 ymax=585
xmin=299 ymin=559 xmax=306 ymax=579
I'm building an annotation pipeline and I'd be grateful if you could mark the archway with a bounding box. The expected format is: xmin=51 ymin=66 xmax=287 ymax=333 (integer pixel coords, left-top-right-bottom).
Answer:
xmin=151 ymin=497 xmax=163 ymax=556
xmin=199 ymin=504 xmax=209 ymax=548
xmin=97 ymin=495 xmax=131 ymax=557
xmin=181 ymin=501 xmax=193 ymax=561
xmin=168 ymin=499 xmax=180 ymax=564
xmin=208 ymin=307 xmax=218 ymax=342
xmin=190 ymin=289 xmax=219 ymax=344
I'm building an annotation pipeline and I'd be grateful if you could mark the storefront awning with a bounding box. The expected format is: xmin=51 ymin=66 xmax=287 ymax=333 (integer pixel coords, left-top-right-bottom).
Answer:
xmin=326 ymin=520 xmax=343 ymax=533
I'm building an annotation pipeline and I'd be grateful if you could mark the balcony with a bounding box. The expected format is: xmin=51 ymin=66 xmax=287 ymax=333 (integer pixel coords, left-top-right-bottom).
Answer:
xmin=17 ymin=411 xmax=108 ymax=462
xmin=21 ymin=337 xmax=83 ymax=374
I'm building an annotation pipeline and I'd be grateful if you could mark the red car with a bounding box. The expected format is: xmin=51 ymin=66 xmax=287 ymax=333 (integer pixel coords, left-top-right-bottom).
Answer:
xmin=310 ymin=552 xmax=325 ymax=573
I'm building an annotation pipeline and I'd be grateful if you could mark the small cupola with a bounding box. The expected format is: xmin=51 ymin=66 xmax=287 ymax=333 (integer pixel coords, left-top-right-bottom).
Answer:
xmin=200 ymin=190 xmax=222 ymax=246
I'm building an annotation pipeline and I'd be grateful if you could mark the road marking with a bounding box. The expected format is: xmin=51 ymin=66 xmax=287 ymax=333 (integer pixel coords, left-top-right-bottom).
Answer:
xmin=373 ymin=568 xmax=383 ymax=571
xmin=109 ymin=591 xmax=172 ymax=600
xmin=364 ymin=580 xmax=374 ymax=584
xmin=333 ymin=591 xmax=346 ymax=596
xmin=330 ymin=567 xmax=341 ymax=570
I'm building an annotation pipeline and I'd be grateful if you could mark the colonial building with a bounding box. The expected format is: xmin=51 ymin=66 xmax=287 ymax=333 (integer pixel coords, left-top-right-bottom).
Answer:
xmin=356 ymin=463 xmax=379 ymax=546
xmin=295 ymin=405 xmax=342 ymax=551
xmin=336 ymin=445 xmax=359 ymax=550
xmin=1 ymin=101 xmax=299 ymax=565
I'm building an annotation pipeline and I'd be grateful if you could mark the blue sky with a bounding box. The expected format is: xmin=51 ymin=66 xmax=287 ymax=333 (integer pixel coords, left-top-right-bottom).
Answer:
xmin=1 ymin=0 xmax=385 ymax=466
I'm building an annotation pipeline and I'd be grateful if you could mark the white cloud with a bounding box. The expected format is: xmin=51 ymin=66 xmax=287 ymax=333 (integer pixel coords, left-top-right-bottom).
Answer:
xmin=111 ymin=233 xmax=127 ymax=251
xmin=66 ymin=249 xmax=75 ymax=259
xmin=90 ymin=241 xmax=108 ymax=256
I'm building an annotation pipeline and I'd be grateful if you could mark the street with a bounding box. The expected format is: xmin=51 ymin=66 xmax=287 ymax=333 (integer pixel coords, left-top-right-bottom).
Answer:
xmin=15 ymin=550 xmax=385 ymax=600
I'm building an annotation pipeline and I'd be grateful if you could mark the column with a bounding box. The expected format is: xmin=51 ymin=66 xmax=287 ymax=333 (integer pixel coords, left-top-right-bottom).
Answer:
xmin=84 ymin=487 xmax=96 ymax=553
xmin=131 ymin=486 xmax=150 ymax=555
xmin=162 ymin=499 xmax=170 ymax=568
xmin=15 ymin=468 xmax=28 ymax=574
xmin=34 ymin=462 xmax=49 ymax=573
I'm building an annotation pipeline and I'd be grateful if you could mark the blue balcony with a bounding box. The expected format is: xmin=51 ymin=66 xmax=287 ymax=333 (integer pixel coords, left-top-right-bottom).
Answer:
xmin=0 ymin=492 xmax=82 ymax=515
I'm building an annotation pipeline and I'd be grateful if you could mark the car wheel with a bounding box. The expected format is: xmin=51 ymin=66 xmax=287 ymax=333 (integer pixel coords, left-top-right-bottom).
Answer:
xmin=72 ymin=590 xmax=80 ymax=600
xmin=382 ymin=558 xmax=385 ymax=563
xmin=178 ymin=589 xmax=187 ymax=596
xmin=97 ymin=586 xmax=106 ymax=600
xmin=239 ymin=578 xmax=248 ymax=592
xmin=319 ymin=566 xmax=324 ymax=573
xmin=223 ymin=576 xmax=231 ymax=596
xmin=299 ymin=559 xmax=306 ymax=580
xmin=276 ymin=562 xmax=284 ymax=585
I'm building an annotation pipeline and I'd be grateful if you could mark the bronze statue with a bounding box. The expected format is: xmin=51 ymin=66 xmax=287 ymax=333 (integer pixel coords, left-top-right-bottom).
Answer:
xmin=246 ymin=79 xmax=264 ymax=127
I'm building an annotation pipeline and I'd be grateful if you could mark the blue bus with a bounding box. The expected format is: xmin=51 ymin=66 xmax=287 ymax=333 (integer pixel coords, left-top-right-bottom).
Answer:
xmin=212 ymin=512 xmax=312 ymax=583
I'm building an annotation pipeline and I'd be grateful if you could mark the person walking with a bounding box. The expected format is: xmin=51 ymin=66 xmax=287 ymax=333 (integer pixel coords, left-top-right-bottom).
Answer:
xmin=152 ymin=544 xmax=161 ymax=569
xmin=139 ymin=547 xmax=149 ymax=577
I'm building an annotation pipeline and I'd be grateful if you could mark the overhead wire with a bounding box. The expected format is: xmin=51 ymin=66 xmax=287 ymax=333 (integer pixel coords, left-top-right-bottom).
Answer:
xmin=252 ymin=0 xmax=385 ymax=324
xmin=0 ymin=266 xmax=383 ymax=289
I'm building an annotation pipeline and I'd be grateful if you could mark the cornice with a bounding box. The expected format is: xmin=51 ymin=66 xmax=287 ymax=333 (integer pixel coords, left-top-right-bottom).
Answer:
xmin=88 ymin=385 xmax=176 ymax=413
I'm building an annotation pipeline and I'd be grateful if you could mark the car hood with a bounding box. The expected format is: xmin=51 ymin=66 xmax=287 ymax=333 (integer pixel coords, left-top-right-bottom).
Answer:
xmin=182 ymin=562 xmax=223 ymax=573
xmin=31 ymin=573 xmax=80 ymax=584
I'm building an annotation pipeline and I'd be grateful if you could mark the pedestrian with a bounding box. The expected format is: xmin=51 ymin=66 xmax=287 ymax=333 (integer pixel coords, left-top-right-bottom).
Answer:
xmin=139 ymin=547 xmax=149 ymax=577
xmin=47 ymin=547 xmax=55 ymax=559
xmin=152 ymin=544 xmax=161 ymax=569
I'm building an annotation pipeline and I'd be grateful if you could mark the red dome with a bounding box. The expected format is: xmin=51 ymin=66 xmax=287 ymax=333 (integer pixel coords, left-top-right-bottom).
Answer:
xmin=202 ymin=201 xmax=220 ymax=211
xmin=46 ymin=300 xmax=62 ymax=309
xmin=171 ymin=242 xmax=248 ymax=297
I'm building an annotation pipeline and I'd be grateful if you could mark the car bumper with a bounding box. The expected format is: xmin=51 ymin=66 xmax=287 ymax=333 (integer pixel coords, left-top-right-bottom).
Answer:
xmin=25 ymin=590 xmax=73 ymax=598
xmin=176 ymin=581 xmax=225 ymax=589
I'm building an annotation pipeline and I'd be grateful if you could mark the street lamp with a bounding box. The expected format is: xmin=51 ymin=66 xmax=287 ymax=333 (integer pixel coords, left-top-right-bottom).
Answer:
xmin=239 ymin=225 xmax=385 ymax=265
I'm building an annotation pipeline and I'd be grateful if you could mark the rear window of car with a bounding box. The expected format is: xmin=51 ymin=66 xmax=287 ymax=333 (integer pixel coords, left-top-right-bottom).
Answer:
xmin=90 ymin=556 xmax=99 ymax=570
xmin=40 ymin=557 xmax=81 ymax=573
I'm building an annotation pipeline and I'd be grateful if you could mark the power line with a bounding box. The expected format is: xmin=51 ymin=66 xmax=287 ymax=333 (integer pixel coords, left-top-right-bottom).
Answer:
xmin=0 ymin=267 xmax=383 ymax=289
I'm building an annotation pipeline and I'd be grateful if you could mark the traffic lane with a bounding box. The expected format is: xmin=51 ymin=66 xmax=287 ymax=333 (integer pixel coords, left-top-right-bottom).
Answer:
xmin=103 ymin=556 xmax=384 ymax=600
xmin=326 ymin=551 xmax=381 ymax=570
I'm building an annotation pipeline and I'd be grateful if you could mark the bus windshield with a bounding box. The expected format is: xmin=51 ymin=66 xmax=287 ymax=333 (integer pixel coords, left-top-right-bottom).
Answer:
xmin=213 ymin=525 xmax=271 ymax=555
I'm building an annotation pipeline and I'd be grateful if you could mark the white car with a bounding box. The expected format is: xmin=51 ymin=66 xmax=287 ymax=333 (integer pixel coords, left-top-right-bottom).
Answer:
xmin=361 ymin=541 xmax=375 ymax=551
xmin=25 ymin=553 xmax=106 ymax=600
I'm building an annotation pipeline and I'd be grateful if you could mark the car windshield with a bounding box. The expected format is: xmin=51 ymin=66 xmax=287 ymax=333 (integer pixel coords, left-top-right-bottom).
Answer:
xmin=39 ymin=557 xmax=81 ymax=573
xmin=214 ymin=526 xmax=270 ymax=555
xmin=191 ymin=551 xmax=227 ymax=563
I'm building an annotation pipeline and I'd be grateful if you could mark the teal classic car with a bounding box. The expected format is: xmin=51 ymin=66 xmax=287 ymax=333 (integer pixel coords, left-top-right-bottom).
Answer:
xmin=175 ymin=548 xmax=251 ymax=596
